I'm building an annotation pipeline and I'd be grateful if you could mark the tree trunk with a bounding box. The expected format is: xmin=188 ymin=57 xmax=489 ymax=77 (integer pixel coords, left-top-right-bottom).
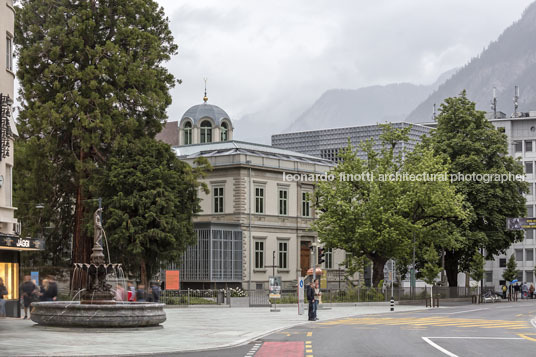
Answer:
xmin=73 ymin=151 xmax=91 ymax=265
xmin=140 ymin=257 xmax=148 ymax=288
xmin=371 ymin=256 xmax=388 ymax=287
xmin=444 ymin=250 xmax=459 ymax=287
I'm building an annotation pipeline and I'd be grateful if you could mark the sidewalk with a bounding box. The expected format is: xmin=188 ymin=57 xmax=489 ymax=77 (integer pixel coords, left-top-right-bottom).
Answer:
xmin=0 ymin=304 xmax=426 ymax=356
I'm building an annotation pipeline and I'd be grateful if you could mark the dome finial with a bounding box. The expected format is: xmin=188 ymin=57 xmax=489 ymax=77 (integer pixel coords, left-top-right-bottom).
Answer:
xmin=203 ymin=77 xmax=208 ymax=103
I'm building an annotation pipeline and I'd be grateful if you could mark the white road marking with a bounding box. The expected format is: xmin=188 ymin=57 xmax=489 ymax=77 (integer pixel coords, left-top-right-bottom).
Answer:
xmin=422 ymin=336 xmax=526 ymax=357
xmin=531 ymin=318 xmax=536 ymax=329
xmin=425 ymin=337 xmax=524 ymax=340
xmin=422 ymin=337 xmax=459 ymax=357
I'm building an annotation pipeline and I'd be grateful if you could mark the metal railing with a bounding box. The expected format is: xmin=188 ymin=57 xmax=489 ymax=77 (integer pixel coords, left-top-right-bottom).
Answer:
xmin=159 ymin=286 xmax=486 ymax=307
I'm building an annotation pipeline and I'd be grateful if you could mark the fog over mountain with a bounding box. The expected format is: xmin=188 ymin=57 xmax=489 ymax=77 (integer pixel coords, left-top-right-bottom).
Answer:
xmin=285 ymin=68 xmax=457 ymax=132
xmin=406 ymin=1 xmax=536 ymax=122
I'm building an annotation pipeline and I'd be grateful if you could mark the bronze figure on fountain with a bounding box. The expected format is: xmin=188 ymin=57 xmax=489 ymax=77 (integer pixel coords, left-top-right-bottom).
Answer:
xmin=79 ymin=208 xmax=116 ymax=304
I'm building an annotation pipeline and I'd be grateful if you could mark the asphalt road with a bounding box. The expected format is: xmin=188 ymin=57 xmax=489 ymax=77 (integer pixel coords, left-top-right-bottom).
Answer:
xmin=161 ymin=302 xmax=536 ymax=357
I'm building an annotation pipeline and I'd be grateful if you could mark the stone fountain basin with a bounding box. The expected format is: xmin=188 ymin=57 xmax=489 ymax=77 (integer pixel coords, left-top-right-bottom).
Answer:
xmin=30 ymin=301 xmax=166 ymax=328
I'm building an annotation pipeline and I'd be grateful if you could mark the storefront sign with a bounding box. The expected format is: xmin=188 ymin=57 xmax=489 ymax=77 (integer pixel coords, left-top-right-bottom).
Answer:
xmin=165 ymin=270 xmax=180 ymax=290
xmin=269 ymin=276 xmax=281 ymax=299
xmin=0 ymin=235 xmax=45 ymax=251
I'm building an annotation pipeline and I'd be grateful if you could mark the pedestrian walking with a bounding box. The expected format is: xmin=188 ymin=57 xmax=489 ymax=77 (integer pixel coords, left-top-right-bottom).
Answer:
xmin=127 ymin=282 xmax=136 ymax=301
xmin=42 ymin=276 xmax=58 ymax=301
xmin=151 ymin=282 xmax=161 ymax=303
xmin=314 ymin=279 xmax=321 ymax=321
xmin=0 ymin=277 xmax=8 ymax=317
xmin=502 ymin=284 xmax=507 ymax=299
xmin=136 ymin=284 xmax=147 ymax=302
xmin=530 ymin=284 xmax=535 ymax=299
xmin=307 ymin=281 xmax=315 ymax=321
xmin=20 ymin=275 xmax=38 ymax=319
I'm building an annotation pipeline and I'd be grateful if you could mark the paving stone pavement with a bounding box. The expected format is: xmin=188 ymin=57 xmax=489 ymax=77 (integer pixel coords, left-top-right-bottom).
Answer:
xmin=0 ymin=304 xmax=426 ymax=356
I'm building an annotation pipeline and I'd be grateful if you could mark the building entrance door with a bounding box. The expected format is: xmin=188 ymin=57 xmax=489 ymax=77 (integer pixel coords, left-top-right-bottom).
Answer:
xmin=300 ymin=241 xmax=310 ymax=277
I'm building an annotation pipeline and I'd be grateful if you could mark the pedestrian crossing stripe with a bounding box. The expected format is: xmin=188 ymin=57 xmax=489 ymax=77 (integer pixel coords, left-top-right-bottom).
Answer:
xmin=318 ymin=317 xmax=531 ymax=330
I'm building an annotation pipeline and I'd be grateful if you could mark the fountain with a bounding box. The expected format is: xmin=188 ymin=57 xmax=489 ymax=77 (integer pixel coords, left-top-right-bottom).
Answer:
xmin=30 ymin=209 xmax=166 ymax=327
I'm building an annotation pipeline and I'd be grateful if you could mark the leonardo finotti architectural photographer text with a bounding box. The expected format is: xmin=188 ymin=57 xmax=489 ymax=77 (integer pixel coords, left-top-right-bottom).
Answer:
xmin=282 ymin=172 xmax=525 ymax=183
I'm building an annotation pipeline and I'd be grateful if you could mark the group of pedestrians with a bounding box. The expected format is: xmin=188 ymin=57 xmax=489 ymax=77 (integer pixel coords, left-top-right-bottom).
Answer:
xmin=306 ymin=279 xmax=321 ymax=321
xmin=20 ymin=275 xmax=58 ymax=319
xmin=502 ymin=282 xmax=535 ymax=300
xmin=117 ymin=281 xmax=161 ymax=302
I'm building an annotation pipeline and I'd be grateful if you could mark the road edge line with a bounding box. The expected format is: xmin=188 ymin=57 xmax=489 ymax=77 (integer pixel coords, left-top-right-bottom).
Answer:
xmin=422 ymin=337 xmax=459 ymax=357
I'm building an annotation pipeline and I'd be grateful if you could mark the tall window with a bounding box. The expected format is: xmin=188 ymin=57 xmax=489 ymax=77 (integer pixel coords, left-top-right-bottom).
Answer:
xmin=183 ymin=122 xmax=192 ymax=145
xmin=278 ymin=241 xmax=288 ymax=269
xmin=526 ymin=140 xmax=533 ymax=152
xmin=213 ymin=186 xmax=224 ymax=213
xmin=515 ymin=141 xmax=523 ymax=153
xmin=255 ymin=241 xmax=264 ymax=269
xmin=325 ymin=248 xmax=333 ymax=269
xmin=221 ymin=122 xmax=229 ymax=141
xmin=525 ymin=161 xmax=533 ymax=174
xmin=200 ymin=120 xmax=212 ymax=143
xmin=279 ymin=189 xmax=288 ymax=215
xmin=6 ymin=36 xmax=13 ymax=71
xmin=255 ymin=187 xmax=264 ymax=214
xmin=302 ymin=192 xmax=311 ymax=217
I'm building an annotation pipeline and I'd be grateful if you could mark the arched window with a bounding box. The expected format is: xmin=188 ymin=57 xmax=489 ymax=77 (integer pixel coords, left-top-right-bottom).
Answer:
xmin=221 ymin=122 xmax=229 ymax=141
xmin=184 ymin=121 xmax=192 ymax=145
xmin=200 ymin=120 xmax=212 ymax=143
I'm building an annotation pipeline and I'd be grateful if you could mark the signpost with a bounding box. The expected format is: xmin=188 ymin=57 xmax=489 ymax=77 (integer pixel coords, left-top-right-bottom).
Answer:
xmin=298 ymin=277 xmax=304 ymax=315
xmin=269 ymin=276 xmax=281 ymax=312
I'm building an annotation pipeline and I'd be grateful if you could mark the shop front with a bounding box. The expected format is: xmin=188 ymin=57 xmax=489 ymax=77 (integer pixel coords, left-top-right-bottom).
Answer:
xmin=0 ymin=235 xmax=45 ymax=317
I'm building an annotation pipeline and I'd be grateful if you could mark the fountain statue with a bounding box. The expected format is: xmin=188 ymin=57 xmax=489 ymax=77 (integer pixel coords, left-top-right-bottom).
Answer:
xmin=30 ymin=208 xmax=166 ymax=327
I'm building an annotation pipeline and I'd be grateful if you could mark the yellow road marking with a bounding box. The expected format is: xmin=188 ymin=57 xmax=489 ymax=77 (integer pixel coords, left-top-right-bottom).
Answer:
xmin=306 ymin=349 xmax=313 ymax=353
xmin=307 ymin=331 xmax=312 ymax=337
xmin=306 ymin=340 xmax=312 ymax=344
xmin=518 ymin=334 xmax=536 ymax=342
xmin=318 ymin=317 xmax=531 ymax=330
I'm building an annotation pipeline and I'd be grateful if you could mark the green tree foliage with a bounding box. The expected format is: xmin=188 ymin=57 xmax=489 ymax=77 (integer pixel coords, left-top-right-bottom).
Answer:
xmin=469 ymin=250 xmax=485 ymax=282
xmin=99 ymin=138 xmax=210 ymax=285
xmin=502 ymin=254 xmax=518 ymax=282
xmin=429 ymin=91 xmax=527 ymax=286
xmin=14 ymin=0 xmax=178 ymax=264
xmin=419 ymin=244 xmax=441 ymax=285
xmin=313 ymin=124 xmax=467 ymax=286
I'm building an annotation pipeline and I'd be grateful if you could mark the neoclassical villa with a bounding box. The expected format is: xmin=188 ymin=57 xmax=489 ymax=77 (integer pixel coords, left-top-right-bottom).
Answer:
xmin=156 ymin=96 xmax=355 ymax=290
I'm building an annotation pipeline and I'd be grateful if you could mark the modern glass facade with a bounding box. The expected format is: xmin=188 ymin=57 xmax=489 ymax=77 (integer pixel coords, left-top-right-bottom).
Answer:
xmin=179 ymin=224 xmax=242 ymax=283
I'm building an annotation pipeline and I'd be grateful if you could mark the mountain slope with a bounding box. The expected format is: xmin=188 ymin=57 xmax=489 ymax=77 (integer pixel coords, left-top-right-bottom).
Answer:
xmin=406 ymin=2 xmax=536 ymax=122
xmin=285 ymin=68 xmax=457 ymax=132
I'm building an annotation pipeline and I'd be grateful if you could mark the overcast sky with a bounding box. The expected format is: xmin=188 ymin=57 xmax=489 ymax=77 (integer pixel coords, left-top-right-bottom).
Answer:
xmin=14 ymin=1 xmax=534 ymax=140
xmin=155 ymin=0 xmax=534 ymax=138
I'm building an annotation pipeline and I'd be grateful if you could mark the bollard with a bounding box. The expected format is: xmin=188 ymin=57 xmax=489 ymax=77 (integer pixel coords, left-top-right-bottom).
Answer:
xmin=390 ymin=297 xmax=394 ymax=311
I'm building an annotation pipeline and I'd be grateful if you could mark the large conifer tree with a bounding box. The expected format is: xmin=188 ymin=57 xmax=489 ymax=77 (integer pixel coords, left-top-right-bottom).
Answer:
xmin=14 ymin=0 xmax=178 ymax=264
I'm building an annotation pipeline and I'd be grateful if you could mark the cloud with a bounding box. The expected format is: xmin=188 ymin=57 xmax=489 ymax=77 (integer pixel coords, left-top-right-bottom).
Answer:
xmin=62 ymin=1 xmax=536 ymax=142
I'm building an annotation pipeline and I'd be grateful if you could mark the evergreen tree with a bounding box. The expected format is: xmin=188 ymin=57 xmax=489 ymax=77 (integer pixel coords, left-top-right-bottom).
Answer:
xmin=14 ymin=0 xmax=178 ymax=264
xmin=419 ymin=244 xmax=441 ymax=286
xmin=502 ymin=254 xmax=518 ymax=282
xmin=429 ymin=91 xmax=527 ymax=286
xmin=469 ymin=250 xmax=485 ymax=283
xmin=99 ymin=138 xmax=210 ymax=285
